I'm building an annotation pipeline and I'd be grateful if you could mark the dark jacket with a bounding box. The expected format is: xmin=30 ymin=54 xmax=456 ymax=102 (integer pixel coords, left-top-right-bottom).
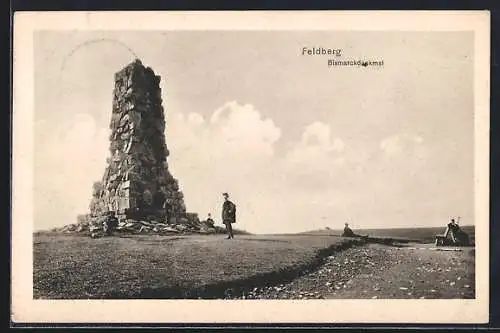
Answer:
xmin=342 ymin=227 xmax=356 ymax=237
xmin=106 ymin=215 xmax=119 ymax=229
xmin=222 ymin=200 xmax=236 ymax=224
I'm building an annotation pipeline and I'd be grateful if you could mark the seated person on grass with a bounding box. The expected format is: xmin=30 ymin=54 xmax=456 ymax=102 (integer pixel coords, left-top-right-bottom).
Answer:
xmin=342 ymin=223 xmax=356 ymax=237
xmin=205 ymin=213 xmax=215 ymax=227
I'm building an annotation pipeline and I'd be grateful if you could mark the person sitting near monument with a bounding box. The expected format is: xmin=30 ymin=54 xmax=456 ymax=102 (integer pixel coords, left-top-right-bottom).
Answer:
xmin=205 ymin=213 xmax=215 ymax=227
xmin=103 ymin=211 xmax=119 ymax=236
xmin=342 ymin=223 xmax=356 ymax=237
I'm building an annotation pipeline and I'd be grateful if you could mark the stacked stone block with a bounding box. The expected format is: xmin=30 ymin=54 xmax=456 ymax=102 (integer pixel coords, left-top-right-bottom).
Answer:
xmin=89 ymin=59 xmax=189 ymax=224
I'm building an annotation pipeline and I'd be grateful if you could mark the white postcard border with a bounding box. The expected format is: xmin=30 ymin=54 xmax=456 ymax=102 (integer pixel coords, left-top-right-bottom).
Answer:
xmin=12 ymin=10 xmax=490 ymax=324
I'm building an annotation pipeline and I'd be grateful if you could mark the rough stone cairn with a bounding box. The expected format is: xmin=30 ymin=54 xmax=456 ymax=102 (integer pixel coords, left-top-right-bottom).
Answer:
xmin=66 ymin=59 xmax=214 ymax=235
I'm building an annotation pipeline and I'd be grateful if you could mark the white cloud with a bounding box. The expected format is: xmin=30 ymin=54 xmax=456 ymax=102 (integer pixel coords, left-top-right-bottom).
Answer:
xmin=301 ymin=122 xmax=345 ymax=152
xmin=284 ymin=121 xmax=345 ymax=175
xmin=170 ymin=101 xmax=281 ymax=160
xmin=209 ymin=101 xmax=282 ymax=158
xmin=167 ymin=102 xmax=285 ymax=232
xmin=34 ymin=113 xmax=109 ymax=230
xmin=380 ymin=134 xmax=424 ymax=156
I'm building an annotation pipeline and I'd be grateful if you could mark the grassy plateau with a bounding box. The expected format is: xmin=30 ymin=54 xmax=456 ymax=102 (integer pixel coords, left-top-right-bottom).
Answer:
xmin=33 ymin=233 xmax=358 ymax=299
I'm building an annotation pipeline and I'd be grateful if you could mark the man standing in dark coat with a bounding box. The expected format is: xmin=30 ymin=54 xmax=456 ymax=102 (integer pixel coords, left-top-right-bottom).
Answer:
xmin=222 ymin=192 xmax=236 ymax=239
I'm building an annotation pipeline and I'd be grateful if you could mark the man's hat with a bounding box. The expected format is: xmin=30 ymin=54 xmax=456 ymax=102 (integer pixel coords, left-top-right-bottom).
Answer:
xmin=222 ymin=192 xmax=229 ymax=196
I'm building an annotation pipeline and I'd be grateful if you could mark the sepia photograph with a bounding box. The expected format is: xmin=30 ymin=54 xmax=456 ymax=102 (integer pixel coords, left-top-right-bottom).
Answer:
xmin=12 ymin=11 xmax=490 ymax=324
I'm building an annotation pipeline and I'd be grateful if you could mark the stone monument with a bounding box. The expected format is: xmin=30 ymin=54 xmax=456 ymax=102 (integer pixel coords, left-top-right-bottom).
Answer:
xmin=89 ymin=59 xmax=193 ymax=225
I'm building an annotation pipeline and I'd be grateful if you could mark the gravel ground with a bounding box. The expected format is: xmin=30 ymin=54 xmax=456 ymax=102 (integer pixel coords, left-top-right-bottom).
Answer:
xmin=231 ymin=243 xmax=475 ymax=300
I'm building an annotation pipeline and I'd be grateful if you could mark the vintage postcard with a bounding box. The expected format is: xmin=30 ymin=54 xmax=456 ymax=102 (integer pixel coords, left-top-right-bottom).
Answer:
xmin=12 ymin=11 xmax=490 ymax=324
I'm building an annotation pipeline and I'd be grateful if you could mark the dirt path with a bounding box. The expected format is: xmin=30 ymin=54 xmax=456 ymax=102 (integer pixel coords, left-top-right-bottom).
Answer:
xmin=233 ymin=243 xmax=475 ymax=299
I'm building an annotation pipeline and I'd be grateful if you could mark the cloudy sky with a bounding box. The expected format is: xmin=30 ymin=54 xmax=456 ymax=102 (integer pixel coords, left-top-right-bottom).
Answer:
xmin=33 ymin=30 xmax=474 ymax=233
